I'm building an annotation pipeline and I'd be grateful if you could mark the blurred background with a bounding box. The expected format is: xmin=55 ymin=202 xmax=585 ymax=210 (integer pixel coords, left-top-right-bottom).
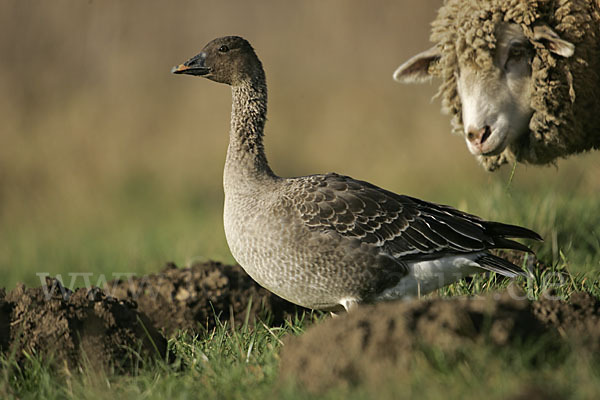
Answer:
xmin=1 ymin=0 xmax=599 ymax=288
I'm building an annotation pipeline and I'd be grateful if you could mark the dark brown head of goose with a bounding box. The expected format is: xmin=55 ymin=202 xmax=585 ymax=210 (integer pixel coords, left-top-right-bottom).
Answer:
xmin=171 ymin=36 xmax=263 ymax=86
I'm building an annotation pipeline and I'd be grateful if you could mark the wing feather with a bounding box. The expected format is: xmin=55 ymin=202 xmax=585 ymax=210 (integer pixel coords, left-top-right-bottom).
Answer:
xmin=289 ymin=173 xmax=539 ymax=261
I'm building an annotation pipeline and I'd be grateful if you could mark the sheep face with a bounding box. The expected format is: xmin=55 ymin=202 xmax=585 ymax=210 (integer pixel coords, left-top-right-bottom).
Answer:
xmin=394 ymin=22 xmax=575 ymax=164
xmin=458 ymin=23 xmax=534 ymax=157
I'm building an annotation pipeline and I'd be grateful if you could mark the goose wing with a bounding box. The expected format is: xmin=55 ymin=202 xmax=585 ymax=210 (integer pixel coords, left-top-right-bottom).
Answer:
xmin=289 ymin=173 xmax=540 ymax=261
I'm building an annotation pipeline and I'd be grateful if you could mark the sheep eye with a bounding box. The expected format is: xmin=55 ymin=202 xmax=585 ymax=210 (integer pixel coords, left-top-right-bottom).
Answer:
xmin=508 ymin=46 xmax=524 ymax=59
xmin=507 ymin=42 xmax=529 ymax=61
xmin=504 ymin=41 xmax=532 ymax=71
xmin=218 ymin=45 xmax=230 ymax=53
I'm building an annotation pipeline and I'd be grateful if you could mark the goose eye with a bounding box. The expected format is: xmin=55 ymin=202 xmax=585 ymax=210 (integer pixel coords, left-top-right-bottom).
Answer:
xmin=218 ymin=45 xmax=230 ymax=53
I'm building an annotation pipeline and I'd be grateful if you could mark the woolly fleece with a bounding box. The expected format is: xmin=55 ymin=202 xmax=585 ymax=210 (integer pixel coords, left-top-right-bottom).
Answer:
xmin=428 ymin=0 xmax=600 ymax=170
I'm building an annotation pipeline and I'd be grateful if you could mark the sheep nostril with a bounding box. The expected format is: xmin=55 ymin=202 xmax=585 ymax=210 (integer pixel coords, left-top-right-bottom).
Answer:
xmin=467 ymin=126 xmax=492 ymax=145
xmin=467 ymin=127 xmax=483 ymax=143
xmin=480 ymin=125 xmax=492 ymax=144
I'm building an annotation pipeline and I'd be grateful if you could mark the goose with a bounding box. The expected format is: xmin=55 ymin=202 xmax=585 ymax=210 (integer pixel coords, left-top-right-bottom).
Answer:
xmin=172 ymin=36 xmax=542 ymax=312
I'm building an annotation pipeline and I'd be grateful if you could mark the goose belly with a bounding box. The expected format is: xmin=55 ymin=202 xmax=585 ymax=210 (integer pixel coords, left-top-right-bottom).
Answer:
xmin=223 ymin=196 xmax=363 ymax=309
xmin=374 ymin=254 xmax=482 ymax=301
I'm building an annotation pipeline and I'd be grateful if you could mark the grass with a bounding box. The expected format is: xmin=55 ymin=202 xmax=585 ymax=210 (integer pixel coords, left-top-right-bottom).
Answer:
xmin=2 ymin=264 xmax=600 ymax=399
xmin=3 ymin=172 xmax=599 ymax=289
xmin=2 ymin=101 xmax=599 ymax=399
xmin=2 ymin=181 xmax=600 ymax=399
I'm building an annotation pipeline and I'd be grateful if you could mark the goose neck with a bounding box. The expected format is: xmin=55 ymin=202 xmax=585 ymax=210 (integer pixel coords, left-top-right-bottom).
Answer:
xmin=225 ymin=77 xmax=275 ymax=184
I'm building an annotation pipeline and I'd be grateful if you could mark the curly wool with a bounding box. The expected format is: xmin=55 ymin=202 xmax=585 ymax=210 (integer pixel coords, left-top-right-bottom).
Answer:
xmin=429 ymin=0 xmax=600 ymax=170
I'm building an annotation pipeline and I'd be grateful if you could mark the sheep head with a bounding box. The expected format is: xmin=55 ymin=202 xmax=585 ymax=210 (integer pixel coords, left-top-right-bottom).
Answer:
xmin=394 ymin=22 xmax=575 ymax=169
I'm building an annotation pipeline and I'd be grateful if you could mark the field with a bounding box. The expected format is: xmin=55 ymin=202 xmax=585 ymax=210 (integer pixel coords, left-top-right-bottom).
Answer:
xmin=1 ymin=0 xmax=600 ymax=398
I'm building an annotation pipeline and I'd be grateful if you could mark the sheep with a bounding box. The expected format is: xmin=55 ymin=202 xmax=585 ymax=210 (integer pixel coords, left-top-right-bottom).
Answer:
xmin=393 ymin=0 xmax=600 ymax=171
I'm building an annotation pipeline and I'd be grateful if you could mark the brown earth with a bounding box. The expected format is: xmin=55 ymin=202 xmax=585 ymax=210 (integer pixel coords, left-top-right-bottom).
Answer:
xmin=280 ymin=291 xmax=600 ymax=393
xmin=509 ymin=384 xmax=567 ymax=400
xmin=533 ymin=291 xmax=600 ymax=351
xmin=0 ymin=261 xmax=307 ymax=370
xmin=3 ymin=257 xmax=596 ymax=380
xmin=104 ymin=261 xmax=309 ymax=336
xmin=1 ymin=278 xmax=169 ymax=371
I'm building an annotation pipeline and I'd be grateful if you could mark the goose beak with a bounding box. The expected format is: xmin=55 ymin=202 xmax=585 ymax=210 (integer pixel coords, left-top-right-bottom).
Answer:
xmin=171 ymin=52 xmax=211 ymax=76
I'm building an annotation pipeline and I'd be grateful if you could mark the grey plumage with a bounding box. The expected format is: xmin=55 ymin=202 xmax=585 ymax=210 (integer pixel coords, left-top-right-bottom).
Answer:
xmin=173 ymin=36 xmax=542 ymax=312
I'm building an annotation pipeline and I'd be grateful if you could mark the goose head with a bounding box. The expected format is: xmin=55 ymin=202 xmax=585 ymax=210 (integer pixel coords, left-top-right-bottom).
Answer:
xmin=172 ymin=36 xmax=262 ymax=86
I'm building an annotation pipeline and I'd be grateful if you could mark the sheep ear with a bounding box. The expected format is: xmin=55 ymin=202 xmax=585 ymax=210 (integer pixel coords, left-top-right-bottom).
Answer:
xmin=393 ymin=46 xmax=441 ymax=83
xmin=533 ymin=25 xmax=575 ymax=58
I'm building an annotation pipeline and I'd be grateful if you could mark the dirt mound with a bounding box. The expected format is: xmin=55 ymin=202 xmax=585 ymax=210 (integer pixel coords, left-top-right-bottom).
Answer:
xmin=0 ymin=261 xmax=306 ymax=369
xmin=105 ymin=262 xmax=309 ymax=336
xmin=1 ymin=279 xmax=168 ymax=371
xmin=280 ymin=292 xmax=599 ymax=393
xmin=509 ymin=384 xmax=566 ymax=400
xmin=534 ymin=291 xmax=600 ymax=351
